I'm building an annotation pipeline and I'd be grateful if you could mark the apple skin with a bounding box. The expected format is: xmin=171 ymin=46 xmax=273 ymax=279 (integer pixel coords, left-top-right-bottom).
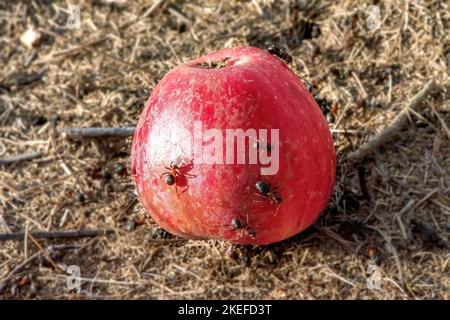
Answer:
xmin=131 ymin=46 xmax=336 ymax=245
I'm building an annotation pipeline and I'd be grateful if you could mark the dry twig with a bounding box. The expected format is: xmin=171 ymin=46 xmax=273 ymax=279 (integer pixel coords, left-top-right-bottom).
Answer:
xmin=58 ymin=127 xmax=135 ymax=139
xmin=0 ymin=229 xmax=115 ymax=242
xmin=348 ymin=80 xmax=439 ymax=162
xmin=0 ymin=151 xmax=43 ymax=166
xmin=314 ymin=225 xmax=357 ymax=253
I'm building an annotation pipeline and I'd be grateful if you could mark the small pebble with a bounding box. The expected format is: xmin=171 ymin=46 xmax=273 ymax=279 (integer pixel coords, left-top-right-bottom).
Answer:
xmin=125 ymin=220 xmax=136 ymax=231
xmin=10 ymin=284 xmax=18 ymax=296
xmin=20 ymin=26 xmax=41 ymax=48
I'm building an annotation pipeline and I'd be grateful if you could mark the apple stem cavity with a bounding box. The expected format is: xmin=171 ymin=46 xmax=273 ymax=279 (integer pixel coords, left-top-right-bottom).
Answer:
xmin=195 ymin=57 xmax=231 ymax=69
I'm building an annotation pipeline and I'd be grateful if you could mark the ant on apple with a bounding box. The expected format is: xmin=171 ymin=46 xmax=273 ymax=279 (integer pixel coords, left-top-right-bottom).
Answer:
xmin=253 ymin=179 xmax=291 ymax=217
xmin=267 ymin=44 xmax=292 ymax=64
xmin=230 ymin=217 xmax=256 ymax=239
xmin=160 ymin=159 xmax=195 ymax=196
xmin=255 ymin=180 xmax=282 ymax=204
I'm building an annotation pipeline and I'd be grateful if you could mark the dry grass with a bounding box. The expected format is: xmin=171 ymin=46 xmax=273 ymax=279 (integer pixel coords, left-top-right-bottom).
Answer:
xmin=0 ymin=0 xmax=449 ymax=299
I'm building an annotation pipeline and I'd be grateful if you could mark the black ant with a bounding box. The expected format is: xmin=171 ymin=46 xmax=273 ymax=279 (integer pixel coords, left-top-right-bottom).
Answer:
xmin=255 ymin=180 xmax=282 ymax=204
xmin=230 ymin=218 xmax=256 ymax=239
xmin=267 ymin=45 xmax=292 ymax=64
xmin=160 ymin=160 xmax=195 ymax=195
xmin=252 ymin=181 xmax=292 ymax=217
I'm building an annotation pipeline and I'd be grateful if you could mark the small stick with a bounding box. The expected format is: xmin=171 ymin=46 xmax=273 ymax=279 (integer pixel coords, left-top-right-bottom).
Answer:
xmin=348 ymin=80 xmax=439 ymax=162
xmin=59 ymin=127 xmax=135 ymax=139
xmin=38 ymin=274 xmax=137 ymax=287
xmin=330 ymin=129 xmax=367 ymax=136
xmin=15 ymin=69 xmax=47 ymax=86
xmin=397 ymin=199 xmax=416 ymax=217
xmin=412 ymin=188 xmax=440 ymax=211
xmin=39 ymin=28 xmax=147 ymax=72
xmin=314 ymin=225 xmax=356 ymax=253
xmin=325 ymin=267 xmax=357 ymax=287
xmin=0 ymin=229 xmax=115 ymax=242
xmin=60 ymin=88 xmax=89 ymax=109
xmin=28 ymin=233 xmax=62 ymax=271
xmin=0 ymin=141 xmax=6 ymax=157
xmin=24 ymin=222 xmax=29 ymax=259
xmin=430 ymin=106 xmax=450 ymax=140
xmin=24 ymin=49 xmax=38 ymax=68
xmin=357 ymin=165 xmax=371 ymax=201
xmin=0 ymin=151 xmax=43 ymax=165
xmin=83 ymin=46 xmax=147 ymax=71
xmin=251 ymin=0 xmax=264 ymax=16
xmin=50 ymin=36 xmax=109 ymax=58
xmin=142 ymin=0 xmax=165 ymax=18
xmin=368 ymin=226 xmax=404 ymax=286
xmin=119 ymin=0 xmax=167 ymax=30
xmin=167 ymin=7 xmax=193 ymax=27
xmin=146 ymin=238 xmax=186 ymax=244
xmin=395 ymin=199 xmax=415 ymax=240
xmin=352 ymin=72 xmax=368 ymax=98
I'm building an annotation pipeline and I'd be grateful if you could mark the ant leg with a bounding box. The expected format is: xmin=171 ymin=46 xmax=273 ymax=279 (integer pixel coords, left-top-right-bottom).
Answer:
xmin=174 ymin=176 xmax=181 ymax=198
xmin=254 ymin=192 xmax=268 ymax=199
xmin=273 ymin=206 xmax=281 ymax=217
xmin=160 ymin=172 xmax=169 ymax=179
xmin=178 ymin=185 xmax=189 ymax=196
xmin=272 ymin=195 xmax=292 ymax=216
xmin=252 ymin=200 xmax=268 ymax=204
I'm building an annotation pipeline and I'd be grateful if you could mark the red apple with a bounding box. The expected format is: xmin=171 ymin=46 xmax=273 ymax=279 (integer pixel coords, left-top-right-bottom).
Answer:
xmin=131 ymin=46 xmax=335 ymax=245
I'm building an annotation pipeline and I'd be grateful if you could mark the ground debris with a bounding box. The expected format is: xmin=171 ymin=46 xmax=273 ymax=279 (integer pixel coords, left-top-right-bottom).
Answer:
xmin=0 ymin=0 xmax=448 ymax=300
xmin=410 ymin=219 xmax=448 ymax=249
